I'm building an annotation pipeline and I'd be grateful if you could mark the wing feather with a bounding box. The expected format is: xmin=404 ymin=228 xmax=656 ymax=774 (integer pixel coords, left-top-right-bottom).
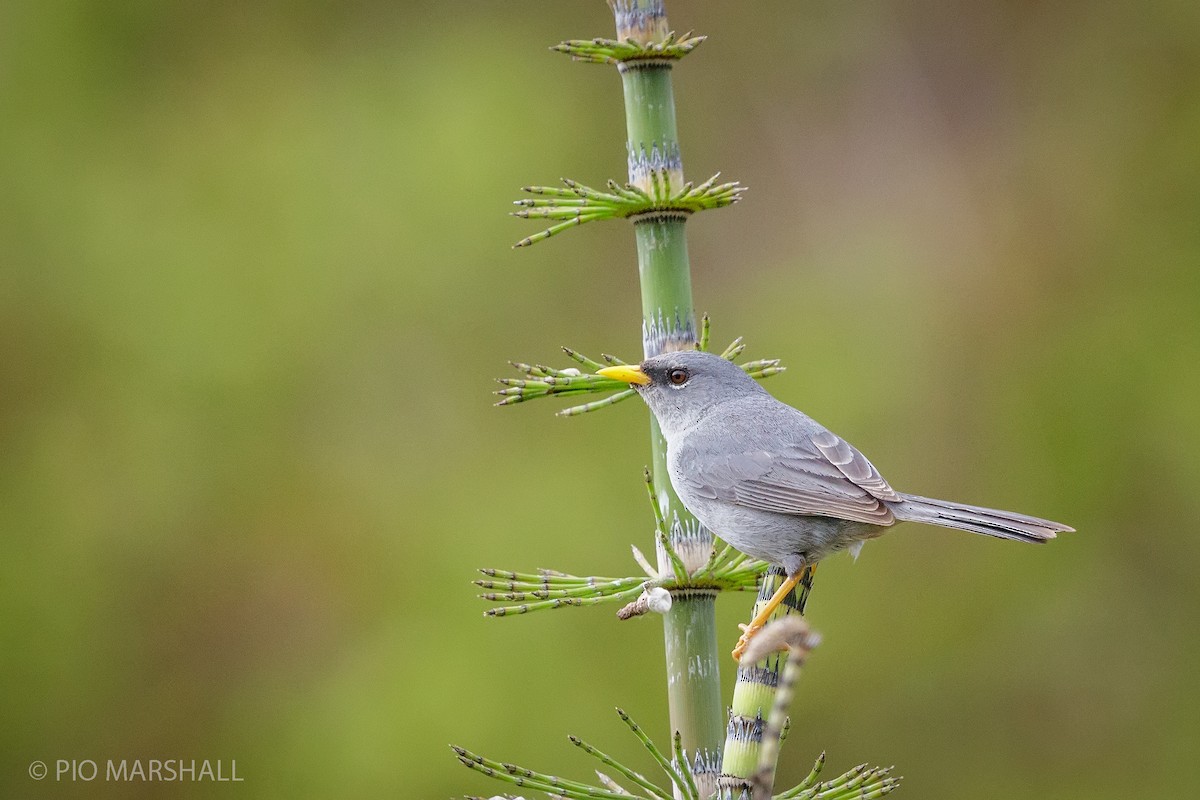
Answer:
xmin=677 ymin=429 xmax=898 ymax=526
xmin=811 ymin=430 xmax=901 ymax=501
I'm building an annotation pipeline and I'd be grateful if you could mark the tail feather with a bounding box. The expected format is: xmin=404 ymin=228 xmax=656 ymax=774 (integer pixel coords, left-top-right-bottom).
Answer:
xmin=891 ymin=493 xmax=1074 ymax=543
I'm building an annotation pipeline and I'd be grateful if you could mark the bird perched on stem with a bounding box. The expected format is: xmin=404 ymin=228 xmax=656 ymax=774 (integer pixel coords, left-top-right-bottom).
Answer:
xmin=599 ymin=351 xmax=1073 ymax=661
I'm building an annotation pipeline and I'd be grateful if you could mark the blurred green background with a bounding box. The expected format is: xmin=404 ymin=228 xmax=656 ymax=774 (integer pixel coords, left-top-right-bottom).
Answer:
xmin=2 ymin=1 xmax=1198 ymax=797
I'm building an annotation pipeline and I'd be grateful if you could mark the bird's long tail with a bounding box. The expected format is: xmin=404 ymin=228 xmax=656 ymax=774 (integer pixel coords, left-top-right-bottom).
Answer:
xmin=890 ymin=494 xmax=1073 ymax=543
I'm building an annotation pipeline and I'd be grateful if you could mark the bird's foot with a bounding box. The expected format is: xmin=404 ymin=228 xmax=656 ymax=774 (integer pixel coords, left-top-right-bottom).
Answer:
xmin=731 ymin=623 xmax=762 ymax=662
xmin=732 ymin=569 xmax=810 ymax=661
xmin=732 ymin=622 xmax=794 ymax=662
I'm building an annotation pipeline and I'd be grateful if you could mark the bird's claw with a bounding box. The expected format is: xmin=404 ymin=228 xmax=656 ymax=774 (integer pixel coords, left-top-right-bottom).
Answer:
xmin=731 ymin=623 xmax=763 ymax=662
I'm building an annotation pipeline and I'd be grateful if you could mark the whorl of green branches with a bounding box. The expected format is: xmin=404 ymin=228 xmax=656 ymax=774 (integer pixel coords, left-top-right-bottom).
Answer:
xmin=493 ymin=316 xmax=781 ymax=416
xmin=552 ymin=29 xmax=706 ymax=67
xmin=476 ymin=467 xmax=769 ymax=619
xmin=512 ymin=168 xmax=743 ymax=248
xmin=453 ymin=707 xmax=897 ymax=800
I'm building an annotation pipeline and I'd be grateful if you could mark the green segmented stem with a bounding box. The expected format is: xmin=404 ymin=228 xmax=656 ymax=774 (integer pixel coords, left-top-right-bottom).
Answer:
xmin=720 ymin=568 xmax=814 ymax=798
xmin=612 ymin=5 xmax=724 ymax=792
xmin=751 ymin=628 xmax=819 ymax=799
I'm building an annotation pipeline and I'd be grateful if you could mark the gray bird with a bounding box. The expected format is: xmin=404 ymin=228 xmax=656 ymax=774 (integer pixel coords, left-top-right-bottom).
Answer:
xmin=598 ymin=350 xmax=1073 ymax=661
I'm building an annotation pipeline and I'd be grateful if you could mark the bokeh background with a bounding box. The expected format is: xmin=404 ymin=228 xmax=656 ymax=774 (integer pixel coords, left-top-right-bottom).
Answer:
xmin=2 ymin=1 xmax=1198 ymax=798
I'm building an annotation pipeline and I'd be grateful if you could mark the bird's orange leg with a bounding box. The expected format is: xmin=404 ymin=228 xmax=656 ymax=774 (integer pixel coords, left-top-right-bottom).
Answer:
xmin=732 ymin=566 xmax=813 ymax=662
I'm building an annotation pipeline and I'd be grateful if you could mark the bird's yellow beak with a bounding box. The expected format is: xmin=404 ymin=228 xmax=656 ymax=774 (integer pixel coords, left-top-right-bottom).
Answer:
xmin=597 ymin=365 xmax=651 ymax=386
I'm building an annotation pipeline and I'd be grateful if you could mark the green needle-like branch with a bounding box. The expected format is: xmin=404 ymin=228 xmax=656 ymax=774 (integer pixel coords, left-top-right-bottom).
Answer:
xmin=476 ymin=570 xmax=646 ymax=617
xmin=695 ymin=313 xmax=711 ymax=353
xmin=454 ymin=736 xmax=897 ymax=800
xmin=643 ymin=467 xmax=669 ymax=536
xmin=511 ymin=172 xmax=744 ymax=248
xmin=453 ymin=744 xmax=641 ymax=800
xmin=596 ymin=772 xmax=635 ymax=796
xmin=570 ymin=736 xmax=674 ymax=800
xmin=454 ymin=708 xmax=702 ymax=800
xmin=616 ymin=708 xmax=693 ymax=800
xmin=782 ymin=752 xmax=827 ymax=798
xmin=773 ymin=765 xmax=900 ymax=800
xmin=672 ymin=731 xmax=700 ymax=800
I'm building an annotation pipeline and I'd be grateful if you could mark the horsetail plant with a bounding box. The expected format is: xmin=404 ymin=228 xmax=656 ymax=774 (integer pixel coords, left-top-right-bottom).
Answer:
xmin=456 ymin=2 xmax=901 ymax=799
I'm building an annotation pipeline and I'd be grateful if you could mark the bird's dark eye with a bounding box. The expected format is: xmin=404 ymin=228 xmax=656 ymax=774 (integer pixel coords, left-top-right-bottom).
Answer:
xmin=668 ymin=368 xmax=689 ymax=385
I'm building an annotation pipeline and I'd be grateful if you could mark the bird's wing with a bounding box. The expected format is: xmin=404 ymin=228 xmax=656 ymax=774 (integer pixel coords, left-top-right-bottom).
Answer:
xmin=677 ymin=428 xmax=900 ymax=526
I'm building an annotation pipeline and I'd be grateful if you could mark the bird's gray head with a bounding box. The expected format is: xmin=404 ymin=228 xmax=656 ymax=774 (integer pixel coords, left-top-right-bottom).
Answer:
xmin=598 ymin=350 xmax=767 ymax=438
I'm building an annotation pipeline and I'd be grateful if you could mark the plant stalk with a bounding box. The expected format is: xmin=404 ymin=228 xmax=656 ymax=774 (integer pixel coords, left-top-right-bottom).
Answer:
xmin=718 ymin=568 xmax=811 ymax=799
xmin=611 ymin=1 xmax=722 ymax=796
